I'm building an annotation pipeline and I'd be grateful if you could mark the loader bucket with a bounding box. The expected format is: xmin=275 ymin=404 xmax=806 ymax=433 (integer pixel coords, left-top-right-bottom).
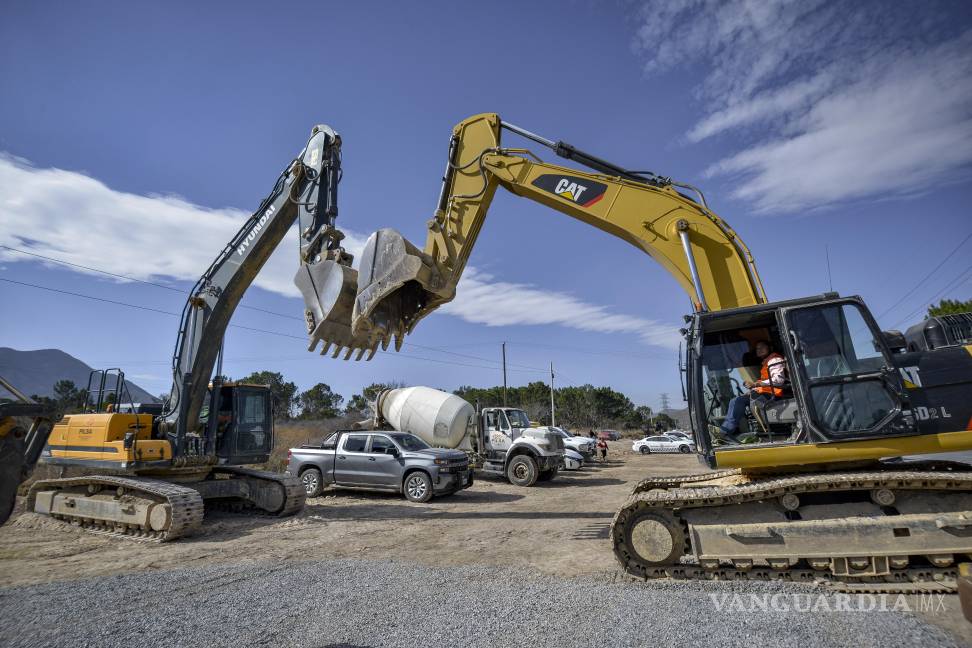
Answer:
xmin=294 ymin=260 xmax=379 ymax=361
xmin=351 ymin=228 xmax=449 ymax=352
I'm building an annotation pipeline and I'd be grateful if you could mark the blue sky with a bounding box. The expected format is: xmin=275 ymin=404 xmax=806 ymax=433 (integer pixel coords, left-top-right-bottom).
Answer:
xmin=2 ymin=1 xmax=971 ymax=410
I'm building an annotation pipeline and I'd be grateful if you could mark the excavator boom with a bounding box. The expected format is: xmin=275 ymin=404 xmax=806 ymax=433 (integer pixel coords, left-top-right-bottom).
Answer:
xmin=303 ymin=113 xmax=766 ymax=356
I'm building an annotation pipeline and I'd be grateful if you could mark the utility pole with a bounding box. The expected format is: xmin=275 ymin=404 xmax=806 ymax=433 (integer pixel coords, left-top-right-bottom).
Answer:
xmin=660 ymin=392 xmax=671 ymax=412
xmin=549 ymin=362 xmax=556 ymax=427
xmin=502 ymin=342 xmax=508 ymax=407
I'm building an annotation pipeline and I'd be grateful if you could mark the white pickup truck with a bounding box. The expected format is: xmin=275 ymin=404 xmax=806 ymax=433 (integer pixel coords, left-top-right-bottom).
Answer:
xmin=287 ymin=430 xmax=473 ymax=502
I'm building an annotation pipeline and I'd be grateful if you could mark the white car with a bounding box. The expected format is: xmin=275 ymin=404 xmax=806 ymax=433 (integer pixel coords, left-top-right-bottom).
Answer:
xmin=632 ymin=435 xmax=694 ymax=455
xmin=561 ymin=448 xmax=584 ymax=471
xmin=544 ymin=426 xmax=596 ymax=459
xmin=665 ymin=431 xmax=693 ymax=442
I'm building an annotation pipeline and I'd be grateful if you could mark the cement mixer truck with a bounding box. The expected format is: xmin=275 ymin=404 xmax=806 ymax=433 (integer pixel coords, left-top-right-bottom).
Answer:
xmin=376 ymin=387 xmax=565 ymax=487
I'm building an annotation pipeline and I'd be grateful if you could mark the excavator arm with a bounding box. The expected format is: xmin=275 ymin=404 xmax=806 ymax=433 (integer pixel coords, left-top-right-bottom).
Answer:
xmin=163 ymin=124 xmax=351 ymax=453
xmin=304 ymin=113 xmax=766 ymax=358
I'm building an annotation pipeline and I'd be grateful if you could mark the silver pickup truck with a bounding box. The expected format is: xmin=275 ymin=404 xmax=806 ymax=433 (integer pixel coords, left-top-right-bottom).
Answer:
xmin=286 ymin=430 xmax=473 ymax=503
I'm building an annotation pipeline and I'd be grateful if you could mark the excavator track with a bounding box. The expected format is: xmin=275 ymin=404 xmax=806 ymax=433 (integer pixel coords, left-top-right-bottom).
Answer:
xmin=27 ymin=475 xmax=204 ymax=542
xmin=25 ymin=469 xmax=303 ymax=542
xmin=210 ymin=466 xmax=306 ymax=517
xmin=612 ymin=463 xmax=972 ymax=593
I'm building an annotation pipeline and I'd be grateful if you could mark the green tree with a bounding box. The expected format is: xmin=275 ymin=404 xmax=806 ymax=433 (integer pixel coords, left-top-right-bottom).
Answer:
xmin=299 ymin=383 xmax=344 ymax=419
xmin=653 ymin=412 xmax=676 ymax=432
xmin=52 ymin=379 xmax=87 ymax=413
xmin=29 ymin=394 xmax=58 ymax=411
xmin=345 ymin=381 xmax=406 ymax=415
xmin=626 ymin=405 xmax=654 ymax=430
xmin=238 ymin=370 xmax=298 ymax=420
xmin=928 ymin=298 xmax=972 ymax=318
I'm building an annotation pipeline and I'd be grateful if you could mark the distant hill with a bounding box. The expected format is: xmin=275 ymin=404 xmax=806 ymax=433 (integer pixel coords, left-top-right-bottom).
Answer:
xmin=0 ymin=348 xmax=157 ymax=403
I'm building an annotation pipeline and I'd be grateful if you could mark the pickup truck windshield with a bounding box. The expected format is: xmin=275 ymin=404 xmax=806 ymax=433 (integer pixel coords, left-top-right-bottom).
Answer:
xmin=388 ymin=433 xmax=430 ymax=451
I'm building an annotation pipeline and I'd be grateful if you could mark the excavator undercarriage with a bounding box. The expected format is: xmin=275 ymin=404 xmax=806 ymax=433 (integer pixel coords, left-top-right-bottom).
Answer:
xmin=612 ymin=462 xmax=972 ymax=593
xmin=28 ymin=466 xmax=304 ymax=541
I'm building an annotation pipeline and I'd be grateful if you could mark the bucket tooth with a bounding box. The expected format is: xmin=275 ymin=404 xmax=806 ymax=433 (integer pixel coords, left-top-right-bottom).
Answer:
xmin=394 ymin=333 xmax=404 ymax=352
xmin=350 ymin=228 xmax=448 ymax=348
xmin=294 ymin=259 xmax=375 ymax=359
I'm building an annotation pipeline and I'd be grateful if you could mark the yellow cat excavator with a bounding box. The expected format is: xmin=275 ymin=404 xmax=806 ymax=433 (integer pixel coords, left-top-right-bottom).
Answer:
xmin=300 ymin=113 xmax=972 ymax=591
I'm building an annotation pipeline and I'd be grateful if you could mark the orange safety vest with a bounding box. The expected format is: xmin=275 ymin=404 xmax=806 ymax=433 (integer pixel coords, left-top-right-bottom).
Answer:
xmin=754 ymin=352 xmax=786 ymax=397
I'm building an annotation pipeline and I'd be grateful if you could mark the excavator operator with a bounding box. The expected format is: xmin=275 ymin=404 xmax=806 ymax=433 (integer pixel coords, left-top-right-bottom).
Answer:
xmin=716 ymin=340 xmax=786 ymax=442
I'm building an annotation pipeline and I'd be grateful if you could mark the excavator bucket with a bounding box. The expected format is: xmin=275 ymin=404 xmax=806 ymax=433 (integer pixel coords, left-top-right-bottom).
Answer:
xmin=294 ymin=260 xmax=379 ymax=361
xmin=350 ymin=228 xmax=448 ymax=353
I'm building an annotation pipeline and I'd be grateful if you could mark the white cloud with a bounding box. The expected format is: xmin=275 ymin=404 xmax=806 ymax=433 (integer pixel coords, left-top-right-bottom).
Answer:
xmin=441 ymin=268 xmax=681 ymax=348
xmin=634 ymin=1 xmax=972 ymax=211
xmin=0 ymin=153 xmax=367 ymax=299
xmin=0 ymin=156 xmax=679 ymax=348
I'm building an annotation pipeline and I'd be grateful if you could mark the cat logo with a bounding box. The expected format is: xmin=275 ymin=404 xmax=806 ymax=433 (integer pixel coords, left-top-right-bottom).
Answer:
xmin=554 ymin=179 xmax=587 ymax=202
xmin=531 ymin=174 xmax=608 ymax=208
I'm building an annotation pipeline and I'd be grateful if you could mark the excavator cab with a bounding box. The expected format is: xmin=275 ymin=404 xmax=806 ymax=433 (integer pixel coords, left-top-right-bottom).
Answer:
xmin=690 ymin=294 xmax=919 ymax=469
xmin=202 ymin=383 xmax=273 ymax=465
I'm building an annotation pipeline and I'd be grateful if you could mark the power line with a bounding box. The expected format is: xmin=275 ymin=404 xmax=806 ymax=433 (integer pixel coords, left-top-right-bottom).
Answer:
xmin=505 ymin=339 xmax=672 ymax=361
xmin=890 ymin=261 xmax=972 ymax=329
xmin=0 ymin=277 xmax=181 ymax=317
xmin=1 ymin=244 xmax=547 ymax=370
xmin=1 ymin=244 xmax=300 ymax=321
xmin=0 ymin=276 xmax=547 ymax=375
xmin=873 ymin=232 xmax=972 ymax=321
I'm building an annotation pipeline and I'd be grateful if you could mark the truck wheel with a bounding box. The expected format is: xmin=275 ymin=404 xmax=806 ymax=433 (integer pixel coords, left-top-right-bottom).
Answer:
xmin=403 ymin=471 xmax=433 ymax=503
xmin=300 ymin=468 xmax=323 ymax=497
xmin=538 ymin=467 xmax=559 ymax=482
xmin=507 ymin=455 xmax=539 ymax=487
xmin=639 ymin=446 xmax=650 ymax=455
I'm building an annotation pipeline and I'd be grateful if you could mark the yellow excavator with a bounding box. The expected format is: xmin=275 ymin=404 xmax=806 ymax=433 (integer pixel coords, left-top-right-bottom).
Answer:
xmin=299 ymin=113 xmax=972 ymax=591
xmin=0 ymin=376 xmax=58 ymax=525
xmin=6 ymin=123 xmax=359 ymax=540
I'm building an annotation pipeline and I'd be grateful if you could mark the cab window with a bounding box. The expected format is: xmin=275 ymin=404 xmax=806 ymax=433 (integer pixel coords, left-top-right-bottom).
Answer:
xmin=239 ymin=391 xmax=268 ymax=424
xmin=370 ymin=435 xmax=396 ymax=454
xmin=505 ymin=410 xmax=531 ymax=428
xmin=790 ymin=304 xmax=886 ymax=378
xmin=343 ymin=434 xmax=368 ymax=452
xmin=788 ymin=303 xmax=895 ymax=434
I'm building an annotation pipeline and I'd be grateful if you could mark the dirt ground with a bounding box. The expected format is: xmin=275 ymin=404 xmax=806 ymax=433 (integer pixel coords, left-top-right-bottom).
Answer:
xmin=2 ymin=442 xmax=970 ymax=644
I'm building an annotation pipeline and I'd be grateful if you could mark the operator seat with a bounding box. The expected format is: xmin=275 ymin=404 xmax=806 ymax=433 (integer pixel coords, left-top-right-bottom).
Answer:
xmin=749 ymin=362 xmax=798 ymax=439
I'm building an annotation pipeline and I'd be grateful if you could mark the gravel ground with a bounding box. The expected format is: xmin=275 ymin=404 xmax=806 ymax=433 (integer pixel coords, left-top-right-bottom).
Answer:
xmin=0 ymin=558 xmax=959 ymax=648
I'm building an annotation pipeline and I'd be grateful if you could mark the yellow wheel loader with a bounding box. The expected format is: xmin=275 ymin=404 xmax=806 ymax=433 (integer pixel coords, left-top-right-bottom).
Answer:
xmin=299 ymin=113 xmax=972 ymax=591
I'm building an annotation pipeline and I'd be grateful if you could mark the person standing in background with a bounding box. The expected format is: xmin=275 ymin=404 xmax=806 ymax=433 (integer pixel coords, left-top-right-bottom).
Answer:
xmin=597 ymin=437 xmax=608 ymax=462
